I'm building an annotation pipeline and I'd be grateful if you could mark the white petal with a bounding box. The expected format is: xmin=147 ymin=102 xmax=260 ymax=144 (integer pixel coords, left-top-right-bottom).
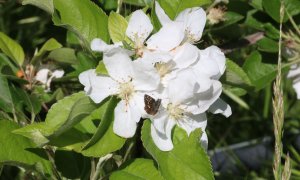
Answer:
xmin=35 ymin=69 xmax=50 ymax=85
xmin=175 ymin=7 xmax=206 ymax=42
xmin=103 ymin=51 xmax=134 ymax=82
xmin=132 ymin=92 xmax=148 ymax=119
xmin=113 ymin=100 xmax=141 ymax=138
xmin=193 ymin=80 xmax=223 ymax=114
xmin=194 ymin=72 xmax=213 ymax=93
xmin=167 ymin=69 xmax=198 ymax=104
xmin=200 ymin=131 xmax=208 ymax=151
xmin=292 ymin=78 xmax=300 ymax=99
xmin=52 ymin=70 xmax=64 ymax=78
xmin=208 ymin=98 xmax=232 ymax=117
xmin=79 ymin=69 xmax=118 ymax=103
xmin=287 ymin=64 xmax=300 ymax=79
xmin=151 ymin=110 xmax=169 ymax=134
xmin=91 ymin=38 xmax=121 ymax=52
xmin=172 ymin=43 xmax=199 ymax=69
xmin=146 ymin=22 xmax=185 ymax=51
xmin=126 ymin=10 xmax=153 ymax=47
xmin=155 ymin=1 xmax=172 ymax=25
xmin=132 ymin=58 xmax=160 ymax=91
xmin=151 ymin=118 xmax=175 ymax=151
xmin=195 ymin=46 xmax=226 ymax=79
xmin=142 ymin=50 xmax=173 ymax=64
xmin=177 ymin=113 xmax=207 ymax=135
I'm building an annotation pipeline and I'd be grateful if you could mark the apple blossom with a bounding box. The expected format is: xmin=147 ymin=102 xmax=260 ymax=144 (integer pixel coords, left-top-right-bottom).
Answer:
xmin=35 ymin=68 xmax=64 ymax=92
xmin=154 ymin=2 xmax=206 ymax=44
xmin=80 ymin=3 xmax=232 ymax=152
xmin=126 ymin=10 xmax=153 ymax=56
xmin=79 ymin=51 xmax=160 ymax=138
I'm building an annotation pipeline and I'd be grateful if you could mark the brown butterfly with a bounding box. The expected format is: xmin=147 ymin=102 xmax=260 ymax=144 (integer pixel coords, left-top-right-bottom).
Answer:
xmin=144 ymin=94 xmax=161 ymax=116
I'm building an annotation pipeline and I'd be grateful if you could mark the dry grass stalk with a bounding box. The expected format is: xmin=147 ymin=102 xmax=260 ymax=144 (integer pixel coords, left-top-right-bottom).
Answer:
xmin=272 ymin=1 xmax=291 ymax=180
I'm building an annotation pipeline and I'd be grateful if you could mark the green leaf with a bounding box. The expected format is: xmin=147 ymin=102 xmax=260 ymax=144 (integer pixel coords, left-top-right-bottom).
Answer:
xmin=285 ymin=0 xmax=300 ymax=17
xmin=157 ymin=0 xmax=211 ymax=19
xmin=243 ymin=51 xmax=277 ymax=90
xmin=124 ymin=0 xmax=152 ymax=6
xmin=262 ymin=0 xmax=300 ymax=22
xmin=14 ymin=92 xmax=98 ymax=145
xmin=81 ymin=97 xmax=126 ymax=157
xmin=0 ymin=32 xmax=25 ymax=66
xmin=32 ymin=38 xmax=62 ymax=64
xmin=77 ymin=51 xmax=97 ymax=71
xmin=110 ymin=158 xmax=164 ymax=180
xmin=0 ymin=120 xmax=53 ymax=177
xmin=22 ymin=0 xmax=54 ymax=14
xmin=223 ymin=59 xmax=253 ymax=91
xmin=52 ymin=0 xmax=109 ymax=45
xmin=262 ymin=0 xmax=281 ymax=22
xmin=244 ymin=10 xmax=263 ymax=30
xmin=257 ymin=37 xmax=278 ymax=53
xmin=0 ymin=53 xmax=18 ymax=73
xmin=48 ymin=48 xmax=77 ymax=64
xmin=95 ymin=61 xmax=109 ymax=75
xmin=244 ymin=10 xmax=279 ymax=39
xmin=108 ymin=12 xmax=128 ymax=43
xmin=0 ymin=74 xmax=14 ymax=113
xmin=249 ymin=0 xmax=263 ymax=10
xmin=141 ymin=120 xmax=214 ymax=180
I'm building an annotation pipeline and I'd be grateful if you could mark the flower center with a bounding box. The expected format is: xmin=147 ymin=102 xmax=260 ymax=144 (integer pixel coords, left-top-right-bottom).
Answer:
xmin=118 ymin=81 xmax=135 ymax=101
xmin=155 ymin=62 xmax=172 ymax=78
xmin=167 ymin=103 xmax=184 ymax=121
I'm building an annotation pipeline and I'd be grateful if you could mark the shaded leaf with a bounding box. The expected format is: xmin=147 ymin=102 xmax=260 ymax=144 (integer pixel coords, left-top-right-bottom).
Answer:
xmin=54 ymin=150 xmax=90 ymax=179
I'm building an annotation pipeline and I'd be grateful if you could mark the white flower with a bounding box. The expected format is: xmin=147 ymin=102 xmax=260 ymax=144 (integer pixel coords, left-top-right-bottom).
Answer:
xmin=79 ymin=51 xmax=160 ymax=138
xmin=35 ymin=68 xmax=64 ymax=92
xmin=287 ymin=64 xmax=300 ymax=99
xmin=150 ymin=69 xmax=210 ymax=151
xmin=154 ymin=2 xmax=206 ymax=44
xmin=150 ymin=46 xmax=232 ymax=151
xmin=126 ymin=10 xmax=153 ymax=56
xmin=193 ymin=46 xmax=232 ymax=117
xmin=143 ymin=43 xmax=200 ymax=87
xmin=147 ymin=22 xmax=185 ymax=51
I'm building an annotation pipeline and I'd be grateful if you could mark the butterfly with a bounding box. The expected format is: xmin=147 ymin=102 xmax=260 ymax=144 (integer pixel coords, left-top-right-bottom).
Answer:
xmin=144 ymin=94 xmax=161 ymax=116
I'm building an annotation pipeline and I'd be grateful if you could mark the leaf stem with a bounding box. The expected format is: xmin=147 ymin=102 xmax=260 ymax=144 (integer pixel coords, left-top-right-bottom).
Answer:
xmin=91 ymin=154 xmax=113 ymax=180
xmin=116 ymin=0 xmax=123 ymax=14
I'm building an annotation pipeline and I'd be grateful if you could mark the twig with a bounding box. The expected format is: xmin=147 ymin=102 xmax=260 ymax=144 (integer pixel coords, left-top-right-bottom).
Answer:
xmin=91 ymin=154 xmax=113 ymax=180
xmin=116 ymin=0 xmax=123 ymax=14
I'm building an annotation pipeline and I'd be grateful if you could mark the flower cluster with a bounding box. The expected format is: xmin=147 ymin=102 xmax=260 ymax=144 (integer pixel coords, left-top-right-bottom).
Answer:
xmin=79 ymin=2 xmax=231 ymax=151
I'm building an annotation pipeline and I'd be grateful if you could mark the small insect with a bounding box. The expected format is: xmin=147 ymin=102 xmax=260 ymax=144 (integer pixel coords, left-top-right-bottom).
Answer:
xmin=144 ymin=94 xmax=161 ymax=116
